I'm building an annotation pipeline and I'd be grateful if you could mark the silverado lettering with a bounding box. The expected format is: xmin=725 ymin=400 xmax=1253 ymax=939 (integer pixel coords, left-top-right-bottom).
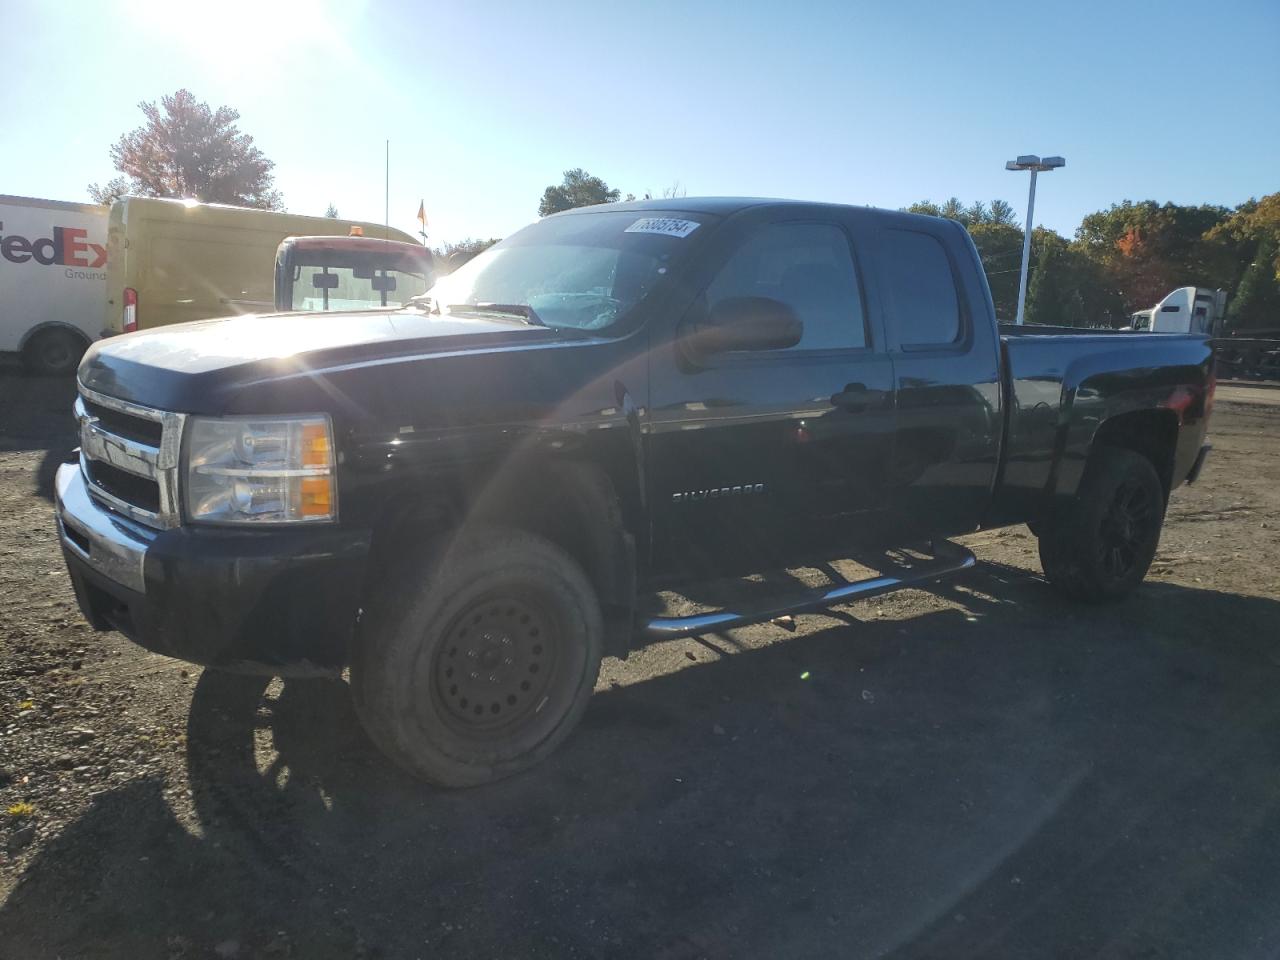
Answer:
xmin=672 ymin=484 xmax=766 ymax=502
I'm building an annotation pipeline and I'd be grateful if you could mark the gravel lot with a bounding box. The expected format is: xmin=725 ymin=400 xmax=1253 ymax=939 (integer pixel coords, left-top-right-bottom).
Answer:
xmin=1 ymin=373 xmax=1279 ymax=960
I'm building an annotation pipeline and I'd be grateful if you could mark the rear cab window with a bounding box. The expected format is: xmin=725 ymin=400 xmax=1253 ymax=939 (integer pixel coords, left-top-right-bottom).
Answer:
xmin=878 ymin=228 xmax=963 ymax=350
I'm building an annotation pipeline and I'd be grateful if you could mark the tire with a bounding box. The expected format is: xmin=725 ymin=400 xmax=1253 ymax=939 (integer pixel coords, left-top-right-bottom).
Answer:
xmin=1037 ymin=447 xmax=1165 ymax=602
xmin=351 ymin=528 xmax=604 ymax=787
xmin=23 ymin=327 xmax=86 ymax=376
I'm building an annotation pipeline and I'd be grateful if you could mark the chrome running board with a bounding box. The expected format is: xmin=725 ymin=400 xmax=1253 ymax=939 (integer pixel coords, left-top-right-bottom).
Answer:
xmin=642 ymin=541 xmax=977 ymax=640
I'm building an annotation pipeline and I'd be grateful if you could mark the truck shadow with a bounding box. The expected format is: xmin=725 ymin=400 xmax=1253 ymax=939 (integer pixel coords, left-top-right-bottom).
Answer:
xmin=0 ymin=371 xmax=78 ymax=502
xmin=4 ymin=567 xmax=1280 ymax=958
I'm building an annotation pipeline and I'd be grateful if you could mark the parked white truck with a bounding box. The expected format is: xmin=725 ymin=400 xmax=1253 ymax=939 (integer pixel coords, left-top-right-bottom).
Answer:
xmin=1127 ymin=287 xmax=1228 ymax=335
xmin=0 ymin=194 xmax=108 ymax=374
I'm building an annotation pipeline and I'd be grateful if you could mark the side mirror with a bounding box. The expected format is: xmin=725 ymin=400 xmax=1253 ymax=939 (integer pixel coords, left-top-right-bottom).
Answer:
xmin=688 ymin=297 xmax=803 ymax=354
xmin=311 ymin=272 xmax=340 ymax=290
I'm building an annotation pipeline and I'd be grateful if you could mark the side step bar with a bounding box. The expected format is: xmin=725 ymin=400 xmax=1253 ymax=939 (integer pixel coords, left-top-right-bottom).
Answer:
xmin=642 ymin=541 xmax=977 ymax=641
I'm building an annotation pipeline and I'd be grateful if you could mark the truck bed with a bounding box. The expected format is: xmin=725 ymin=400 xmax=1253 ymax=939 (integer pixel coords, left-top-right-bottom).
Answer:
xmin=988 ymin=328 xmax=1214 ymax=528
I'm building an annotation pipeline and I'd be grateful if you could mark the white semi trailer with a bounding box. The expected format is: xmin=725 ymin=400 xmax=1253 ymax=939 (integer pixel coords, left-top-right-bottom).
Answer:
xmin=1127 ymin=287 xmax=1228 ymax=335
xmin=0 ymin=195 xmax=108 ymax=374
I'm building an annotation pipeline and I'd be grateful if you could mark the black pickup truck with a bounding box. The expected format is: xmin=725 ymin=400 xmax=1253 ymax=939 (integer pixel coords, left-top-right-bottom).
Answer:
xmin=56 ymin=198 xmax=1214 ymax=786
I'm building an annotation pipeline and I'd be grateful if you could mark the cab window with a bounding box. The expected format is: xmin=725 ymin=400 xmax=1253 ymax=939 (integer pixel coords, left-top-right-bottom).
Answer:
xmin=705 ymin=222 xmax=867 ymax=350
xmin=880 ymin=229 xmax=962 ymax=348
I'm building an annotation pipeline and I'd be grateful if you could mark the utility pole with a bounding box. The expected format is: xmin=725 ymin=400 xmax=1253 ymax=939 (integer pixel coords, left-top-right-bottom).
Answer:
xmin=1005 ymin=155 xmax=1065 ymax=325
xmin=385 ymin=139 xmax=390 ymax=241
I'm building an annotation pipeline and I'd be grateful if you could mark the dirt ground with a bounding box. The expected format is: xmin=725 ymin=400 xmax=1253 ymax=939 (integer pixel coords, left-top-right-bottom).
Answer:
xmin=1 ymin=373 xmax=1279 ymax=960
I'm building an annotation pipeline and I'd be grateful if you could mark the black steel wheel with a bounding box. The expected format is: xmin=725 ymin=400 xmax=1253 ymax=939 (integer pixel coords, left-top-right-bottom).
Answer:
xmin=433 ymin=596 xmax=563 ymax=735
xmin=352 ymin=528 xmax=603 ymax=787
xmin=1038 ymin=447 xmax=1165 ymax=602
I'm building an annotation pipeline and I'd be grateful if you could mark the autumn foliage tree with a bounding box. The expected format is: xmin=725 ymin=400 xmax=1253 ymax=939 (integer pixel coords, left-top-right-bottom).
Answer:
xmin=1074 ymin=200 xmax=1238 ymax=315
xmin=88 ymin=89 xmax=283 ymax=209
xmin=907 ymin=194 xmax=1274 ymax=327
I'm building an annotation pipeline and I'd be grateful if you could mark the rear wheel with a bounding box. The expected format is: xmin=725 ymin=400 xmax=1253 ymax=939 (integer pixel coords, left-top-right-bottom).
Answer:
xmin=23 ymin=327 xmax=86 ymax=376
xmin=1038 ymin=448 xmax=1165 ymax=602
xmin=351 ymin=528 xmax=603 ymax=787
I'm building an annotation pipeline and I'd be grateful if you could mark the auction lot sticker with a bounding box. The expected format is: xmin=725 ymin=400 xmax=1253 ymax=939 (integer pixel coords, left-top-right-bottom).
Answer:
xmin=624 ymin=218 xmax=701 ymax=238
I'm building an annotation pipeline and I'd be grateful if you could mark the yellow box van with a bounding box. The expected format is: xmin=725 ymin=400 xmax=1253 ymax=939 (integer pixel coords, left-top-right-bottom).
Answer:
xmin=103 ymin=197 xmax=418 ymax=334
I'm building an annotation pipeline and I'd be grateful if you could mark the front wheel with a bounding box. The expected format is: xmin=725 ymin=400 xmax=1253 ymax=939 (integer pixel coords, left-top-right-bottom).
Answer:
xmin=1038 ymin=448 xmax=1165 ymax=602
xmin=351 ymin=528 xmax=603 ymax=787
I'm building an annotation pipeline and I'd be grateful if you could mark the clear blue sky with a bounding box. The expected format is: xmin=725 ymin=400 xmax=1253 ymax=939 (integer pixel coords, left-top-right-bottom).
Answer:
xmin=1 ymin=0 xmax=1276 ymax=245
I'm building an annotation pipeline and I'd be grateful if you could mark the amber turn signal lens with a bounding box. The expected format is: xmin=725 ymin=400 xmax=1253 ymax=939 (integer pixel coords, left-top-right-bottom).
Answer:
xmin=299 ymin=475 xmax=333 ymax=517
xmin=301 ymin=423 xmax=332 ymax=468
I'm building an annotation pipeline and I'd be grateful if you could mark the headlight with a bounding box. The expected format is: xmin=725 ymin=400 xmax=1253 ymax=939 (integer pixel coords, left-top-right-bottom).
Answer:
xmin=184 ymin=415 xmax=336 ymax=524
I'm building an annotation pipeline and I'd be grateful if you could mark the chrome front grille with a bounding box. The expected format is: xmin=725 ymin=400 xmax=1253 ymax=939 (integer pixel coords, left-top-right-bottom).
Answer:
xmin=75 ymin=385 xmax=186 ymax=529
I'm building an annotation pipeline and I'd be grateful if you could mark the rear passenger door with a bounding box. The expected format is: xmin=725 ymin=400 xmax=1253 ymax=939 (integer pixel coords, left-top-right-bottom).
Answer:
xmin=875 ymin=220 xmax=1002 ymax=539
xmin=647 ymin=215 xmax=896 ymax=578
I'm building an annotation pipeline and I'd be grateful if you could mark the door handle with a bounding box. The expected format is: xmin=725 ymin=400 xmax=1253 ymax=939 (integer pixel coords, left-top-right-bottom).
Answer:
xmin=831 ymin=383 xmax=876 ymax=412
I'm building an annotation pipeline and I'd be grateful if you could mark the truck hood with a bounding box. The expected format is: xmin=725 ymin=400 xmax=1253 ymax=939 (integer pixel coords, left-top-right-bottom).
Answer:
xmin=78 ymin=309 xmax=571 ymax=411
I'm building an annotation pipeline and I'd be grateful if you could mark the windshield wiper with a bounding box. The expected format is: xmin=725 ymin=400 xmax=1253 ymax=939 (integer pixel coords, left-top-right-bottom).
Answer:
xmin=447 ymin=302 xmax=547 ymax=327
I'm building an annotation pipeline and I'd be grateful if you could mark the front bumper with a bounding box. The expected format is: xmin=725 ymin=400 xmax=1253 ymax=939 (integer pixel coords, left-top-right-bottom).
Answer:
xmin=55 ymin=462 xmax=371 ymax=674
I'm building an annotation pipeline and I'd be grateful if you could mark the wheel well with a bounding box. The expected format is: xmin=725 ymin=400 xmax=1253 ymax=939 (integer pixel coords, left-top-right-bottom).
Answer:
xmin=1091 ymin=410 xmax=1178 ymax=500
xmin=369 ymin=458 xmax=637 ymax=657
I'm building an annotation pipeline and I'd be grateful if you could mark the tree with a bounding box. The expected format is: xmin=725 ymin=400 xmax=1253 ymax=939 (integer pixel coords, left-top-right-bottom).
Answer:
xmin=324 ymin=203 xmax=339 ymax=218
xmin=1024 ymin=228 xmax=1123 ymax=328
xmin=1025 ymin=231 xmax=1073 ymax=326
xmin=87 ymin=176 xmax=130 ymax=206
xmin=1205 ymin=193 xmax=1280 ymax=327
xmin=87 ymin=89 xmax=283 ymax=210
xmin=904 ymin=200 xmax=943 ymax=219
xmin=538 ymin=168 xmax=620 ymax=217
xmin=939 ymin=197 xmax=965 ymax=222
xmin=433 ymin=237 xmax=501 ymax=272
xmin=904 ymin=198 xmax=1019 ymax=228
xmin=1207 ymin=194 xmax=1280 ymax=248
xmin=987 ymin=199 xmax=1017 ymax=226
xmin=906 ymin=194 xmax=1271 ymax=328
xmin=1229 ymin=234 xmax=1280 ymax=331
xmin=1075 ymin=200 xmax=1233 ymax=312
xmin=964 ymin=201 xmax=988 ymax=225
xmin=636 ymin=181 xmax=687 ymax=202
xmin=968 ymin=222 xmax=1026 ymax=321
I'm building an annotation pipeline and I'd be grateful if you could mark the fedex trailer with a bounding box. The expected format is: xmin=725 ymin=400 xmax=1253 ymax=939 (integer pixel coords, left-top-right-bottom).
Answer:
xmin=0 ymin=194 xmax=108 ymax=374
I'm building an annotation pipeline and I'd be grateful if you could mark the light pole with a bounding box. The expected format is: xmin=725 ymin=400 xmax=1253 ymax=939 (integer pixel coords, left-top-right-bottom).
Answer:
xmin=1006 ymin=154 xmax=1065 ymax=325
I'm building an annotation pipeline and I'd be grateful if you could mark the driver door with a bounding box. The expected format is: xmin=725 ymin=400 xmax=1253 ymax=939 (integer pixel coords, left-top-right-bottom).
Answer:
xmin=646 ymin=216 xmax=896 ymax=579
